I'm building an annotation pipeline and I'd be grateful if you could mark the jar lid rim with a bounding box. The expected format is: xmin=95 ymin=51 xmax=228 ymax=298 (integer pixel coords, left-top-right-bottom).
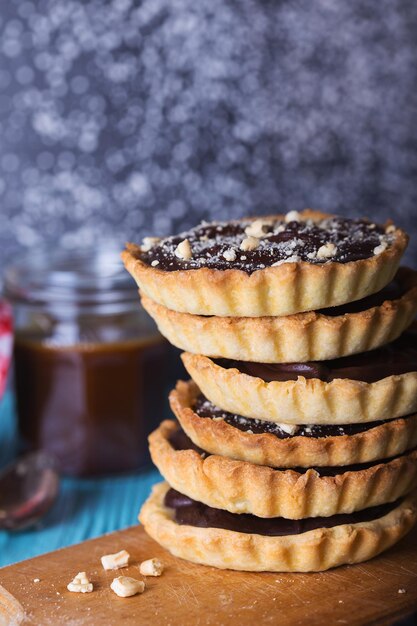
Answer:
xmin=4 ymin=245 xmax=137 ymax=305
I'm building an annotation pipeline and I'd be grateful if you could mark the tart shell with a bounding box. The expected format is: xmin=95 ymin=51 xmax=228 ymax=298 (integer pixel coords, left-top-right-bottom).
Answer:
xmin=139 ymin=482 xmax=417 ymax=572
xmin=150 ymin=420 xmax=417 ymax=519
xmin=182 ymin=353 xmax=417 ymax=424
xmin=122 ymin=211 xmax=408 ymax=318
xmin=171 ymin=381 xmax=417 ymax=468
xmin=141 ymin=267 xmax=417 ymax=362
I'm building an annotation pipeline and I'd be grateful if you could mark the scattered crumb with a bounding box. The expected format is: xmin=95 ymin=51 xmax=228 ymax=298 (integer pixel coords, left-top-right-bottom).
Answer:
xmin=398 ymin=588 xmax=406 ymax=594
xmin=33 ymin=578 xmax=40 ymax=583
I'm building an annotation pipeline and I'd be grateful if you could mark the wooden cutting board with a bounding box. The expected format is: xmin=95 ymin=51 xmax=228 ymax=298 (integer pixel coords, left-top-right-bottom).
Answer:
xmin=0 ymin=524 xmax=416 ymax=626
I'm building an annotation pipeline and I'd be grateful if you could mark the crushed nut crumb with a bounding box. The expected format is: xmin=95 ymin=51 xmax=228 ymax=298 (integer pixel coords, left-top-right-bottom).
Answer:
xmin=67 ymin=572 xmax=93 ymax=594
xmin=373 ymin=242 xmax=388 ymax=255
xmin=398 ymin=588 xmax=406 ymax=594
xmin=141 ymin=237 xmax=161 ymax=252
xmin=272 ymin=254 xmax=301 ymax=266
xmin=139 ymin=558 xmax=164 ymax=577
xmin=33 ymin=578 xmax=40 ymax=583
xmin=385 ymin=225 xmax=396 ymax=234
xmin=151 ymin=260 xmax=160 ymax=267
xmin=285 ymin=210 xmax=301 ymax=223
xmin=101 ymin=549 xmax=130 ymax=571
xmin=110 ymin=576 xmax=145 ymax=598
xmin=175 ymin=238 xmax=192 ymax=260
xmin=223 ymin=248 xmax=237 ymax=262
xmin=317 ymin=242 xmax=337 ymax=259
xmin=240 ymin=236 xmax=260 ymax=252
xmin=244 ymin=219 xmax=273 ymax=239
xmin=277 ymin=423 xmax=299 ymax=436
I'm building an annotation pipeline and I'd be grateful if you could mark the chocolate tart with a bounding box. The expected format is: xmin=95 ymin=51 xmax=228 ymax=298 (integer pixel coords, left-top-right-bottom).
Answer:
xmin=122 ymin=211 xmax=408 ymax=318
xmin=141 ymin=267 xmax=417 ymax=362
xmin=171 ymin=381 xmax=417 ymax=468
xmin=139 ymin=482 xmax=417 ymax=572
xmin=150 ymin=420 xmax=417 ymax=519
xmin=182 ymin=328 xmax=417 ymax=424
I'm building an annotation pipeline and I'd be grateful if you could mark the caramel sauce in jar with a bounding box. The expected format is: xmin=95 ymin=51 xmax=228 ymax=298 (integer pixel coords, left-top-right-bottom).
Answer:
xmin=5 ymin=247 xmax=179 ymax=476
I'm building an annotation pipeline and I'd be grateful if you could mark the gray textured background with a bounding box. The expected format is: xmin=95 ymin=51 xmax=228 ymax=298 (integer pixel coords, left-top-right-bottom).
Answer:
xmin=0 ymin=0 xmax=416 ymax=269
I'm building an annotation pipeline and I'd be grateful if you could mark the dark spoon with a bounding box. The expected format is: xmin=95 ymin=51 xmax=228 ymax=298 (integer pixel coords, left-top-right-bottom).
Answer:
xmin=0 ymin=452 xmax=59 ymax=531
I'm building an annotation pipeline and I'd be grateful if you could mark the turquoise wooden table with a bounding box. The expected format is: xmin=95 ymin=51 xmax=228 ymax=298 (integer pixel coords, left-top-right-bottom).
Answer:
xmin=0 ymin=393 xmax=160 ymax=567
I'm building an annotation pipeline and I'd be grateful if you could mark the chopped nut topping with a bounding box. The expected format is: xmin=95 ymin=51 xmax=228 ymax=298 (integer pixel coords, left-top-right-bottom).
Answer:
xmin=240 ymin=236 xmax=260 ymax=252
xmin=222 ymin=248 xmax=237 ymax=262
xmin=373 ymin=242 xmax=388 ymax=255
xmin=141 ymin=237 xmax=161 ymax=252
xmin=244 ymin=219 xmax=273 ymax=239
xmin=139 ymin=558 xmax=164 ymax=577
xmin=151 ymin=260 xmax=160 ymax=267
xmin=101 ymin=549 xmax=130 ymax=571
xmin=274 ymin=224 xmax=286 ymax=235
xmin=277 ymin=423 xmax=299 ymax=436
xmin=317 ymin=242 xmax=337 ymax=259
xmin=272 ymin=254 xmax=301 ymax=266
xmin=67 ymin=572 xmax=93 ymax=594
xmin=385 ymin=225 xmax=396 ymax=234
xmin=110 ymin=576 xmax=145 ymax=598
xmin=398 ymin=588 xmax=406 ymax=594
xmin=175 ymin=238 xmax=192 ymax=260
xmin=284 ymin=210 xmax=301 ymax=223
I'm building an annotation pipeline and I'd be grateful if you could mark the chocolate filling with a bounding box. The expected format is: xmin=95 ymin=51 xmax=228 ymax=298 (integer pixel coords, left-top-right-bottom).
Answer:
xmin=215 ymin=328 xmax=417 ymax=383
xmin=168 ymin=427 xmax=411 ymax=477
xmin=194 ymin=394 xmax=393 ymax=439
xmin=140 ymin=216 xmax=393 ymax=274
xmin=318 ymin=278 xmax=403 ymax=316
xmin=164 ymin=488 xmax=400 ymax=536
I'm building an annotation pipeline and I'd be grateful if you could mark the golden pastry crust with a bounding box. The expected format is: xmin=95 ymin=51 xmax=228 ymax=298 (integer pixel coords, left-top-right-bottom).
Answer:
xmin=150 ymin=420 xmax=417 ymax=519
xmin=122 ymin=210 xmax=408 ymax=317
xmin=141 ymin=267 xmax=417 ymax=362
xmin=171 ymin=381 xmax=417 ymax=468
xmin=139 ymin=482 xmax=417 ymax=572
xmin=182 ymin=353 xmax=417 ymax=424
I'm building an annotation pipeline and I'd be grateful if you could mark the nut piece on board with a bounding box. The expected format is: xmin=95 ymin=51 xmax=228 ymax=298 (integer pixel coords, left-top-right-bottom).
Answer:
xmin=101 ymin=549 xmax=130 ymax=571
xmin=111 ymin=576 xmax=145 ymax=598
xmin=67 ymin=572 xmax=93 ymax=593
xmin=139 ymin=558 xmax=164 ymax=577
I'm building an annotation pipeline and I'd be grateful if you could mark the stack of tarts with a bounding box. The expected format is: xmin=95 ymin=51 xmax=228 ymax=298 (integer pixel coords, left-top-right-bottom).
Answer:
xmin=123 ymin=210 xmax=417 ymax=573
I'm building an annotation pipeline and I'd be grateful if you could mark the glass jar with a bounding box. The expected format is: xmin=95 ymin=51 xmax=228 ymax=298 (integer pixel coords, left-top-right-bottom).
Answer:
xmin=4 ymin=245 xmax=178 ymax=477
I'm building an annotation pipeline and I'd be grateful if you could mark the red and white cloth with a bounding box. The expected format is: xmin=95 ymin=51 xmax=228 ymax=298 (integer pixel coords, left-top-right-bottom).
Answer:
xmin=0 ymin=301 xmax=12 ymax=399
